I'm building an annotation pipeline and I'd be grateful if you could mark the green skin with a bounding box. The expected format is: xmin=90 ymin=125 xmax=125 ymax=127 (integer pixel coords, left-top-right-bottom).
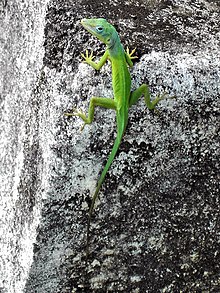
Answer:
xmin=67 ymin=18 xmax=169 ymax=256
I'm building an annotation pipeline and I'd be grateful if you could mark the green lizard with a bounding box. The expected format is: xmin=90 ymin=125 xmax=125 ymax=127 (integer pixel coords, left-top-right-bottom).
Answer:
xmin=66 ymin=18 xmax=171 ymax=256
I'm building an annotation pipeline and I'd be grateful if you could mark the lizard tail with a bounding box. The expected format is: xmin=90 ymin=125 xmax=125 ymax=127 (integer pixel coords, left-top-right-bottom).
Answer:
xmin=86 ymin=131 xmax=123 ymax=257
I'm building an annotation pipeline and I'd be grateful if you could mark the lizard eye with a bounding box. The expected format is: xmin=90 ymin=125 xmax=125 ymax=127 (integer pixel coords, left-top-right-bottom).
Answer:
xmin=96 ymin=26 xmax=103 ymax=33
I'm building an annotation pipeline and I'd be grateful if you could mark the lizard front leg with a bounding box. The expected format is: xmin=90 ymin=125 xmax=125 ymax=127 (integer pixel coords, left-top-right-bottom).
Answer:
xmin=81 ymin=50 xmax=109 ymax=70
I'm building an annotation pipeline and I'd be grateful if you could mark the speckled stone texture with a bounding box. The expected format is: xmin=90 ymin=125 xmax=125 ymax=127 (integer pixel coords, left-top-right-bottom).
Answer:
xmin=1 ymin=0 xmax=219 ymax=292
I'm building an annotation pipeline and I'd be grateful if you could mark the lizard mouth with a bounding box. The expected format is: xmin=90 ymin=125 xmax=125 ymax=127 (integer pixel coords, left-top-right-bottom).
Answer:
xmin=81 ymin=19 xmax=96 ymax=36
xmin=81 ymin=19 xmax=90 ymax=29
xmin=81 ymin=19 xmax=87 ymax=26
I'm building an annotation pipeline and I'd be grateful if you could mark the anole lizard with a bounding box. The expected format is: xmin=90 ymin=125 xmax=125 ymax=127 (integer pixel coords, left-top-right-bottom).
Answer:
xmin=66 ymin=18 xmax=171 ymax=256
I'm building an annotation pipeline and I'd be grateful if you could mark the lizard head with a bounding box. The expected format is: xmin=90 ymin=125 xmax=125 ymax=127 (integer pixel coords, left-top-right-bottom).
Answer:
xmin=81 ymin=18 xmax=118 ymax=49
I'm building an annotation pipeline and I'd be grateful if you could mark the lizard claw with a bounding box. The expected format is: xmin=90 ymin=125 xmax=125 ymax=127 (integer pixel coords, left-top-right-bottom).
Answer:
xmin=156 ymin=92 xmax=176 ymax=101
xmin=64 ymin=107 xmax=77 ymax=116
xmin=64 ymin=107 xmax=84 ymax=117
xmin=80 ymin=123 xmax=86 ymax=131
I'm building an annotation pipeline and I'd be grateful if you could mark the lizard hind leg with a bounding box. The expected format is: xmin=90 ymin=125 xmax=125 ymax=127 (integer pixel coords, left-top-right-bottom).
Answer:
xmin=129 ymin=84 xmax=174 ymax=110
xmin=65 ymin=96 xmax=116 ymax=130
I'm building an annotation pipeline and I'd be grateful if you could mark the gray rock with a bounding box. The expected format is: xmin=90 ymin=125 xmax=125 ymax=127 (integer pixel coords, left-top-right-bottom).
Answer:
xmin=0 ymin=0 xmax=219 ymax=292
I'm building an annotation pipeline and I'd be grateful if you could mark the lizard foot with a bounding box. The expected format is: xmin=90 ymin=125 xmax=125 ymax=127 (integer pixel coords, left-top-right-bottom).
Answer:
xmin=126 ymin=47 xmax=138 ymax=60
xmin=64 ymin=108 xmax=88 ymax=131
xmin=81 ymin=49 xmax=95 ymax=64
xmin=152 ymin=92 xmax=176 ymax=108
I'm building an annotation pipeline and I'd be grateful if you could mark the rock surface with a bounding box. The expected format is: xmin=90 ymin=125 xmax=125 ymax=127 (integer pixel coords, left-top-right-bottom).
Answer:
xmin=0 ymin=0 xmax=219 ymax=292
